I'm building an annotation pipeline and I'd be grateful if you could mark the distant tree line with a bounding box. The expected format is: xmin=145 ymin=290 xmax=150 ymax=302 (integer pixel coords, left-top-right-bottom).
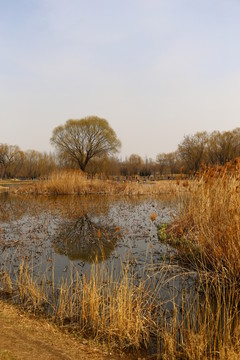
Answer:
xmin=1 ymin=126 xmax=240 ymax=179
xmin=177 ymin=128 xmax=240 ymax=173
xmin=0 ymin=144 xmax=56 ymax=179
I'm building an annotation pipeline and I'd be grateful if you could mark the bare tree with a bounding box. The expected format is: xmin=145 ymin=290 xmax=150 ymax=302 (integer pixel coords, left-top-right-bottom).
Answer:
xmin=207 ymin=129 xmax=240 ymax=165
xmin=178 ymin=132 xmax=208 ymax=172
xmin=51 ymin=116 xmax=121 ymax=172
xmin=0 ymin=144 xmax=24 ymax=178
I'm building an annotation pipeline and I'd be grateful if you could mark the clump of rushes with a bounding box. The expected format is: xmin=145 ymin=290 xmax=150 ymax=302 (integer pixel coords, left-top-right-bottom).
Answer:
xmin=11 ymin=170 xmax=184 ymax=195
xmin=158 ymin=272 xmax=240 ymax=360
xmin=169 ymin=158 xmax=240 ymax=280
xmin=1 ymin=258 xmax=159 ymax=352
xmin=2 ymin=258 xmax=240 ymax=358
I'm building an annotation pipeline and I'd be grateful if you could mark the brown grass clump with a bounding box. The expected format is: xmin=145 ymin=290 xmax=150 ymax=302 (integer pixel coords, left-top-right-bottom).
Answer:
xmin=1 ymin=259 xmax=157 ymax=352
xmin=10 ymin=170 xmax=185 ymax=196
xmin=17 ymin=262 xmax=47 ymax=311
xmin=159 ymin=273 xmax=240 ymax=360
xmin=0 ymin=185 xmax=9 ymax=192
xmin=171 ymin=159 xmax=240 ymax=279
xmin=1 ymin=258 xmax=240 ymax=358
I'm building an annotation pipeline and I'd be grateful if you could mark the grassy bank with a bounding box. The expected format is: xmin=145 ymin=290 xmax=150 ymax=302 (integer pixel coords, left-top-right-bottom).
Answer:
xmin=1 ymin=257 xmax=159 ymax=353
xmin=1 ymin=255 xmax=240 ymax=358
xmin=9 ymin=170 xmax=185 ymax=195
xmin=155 ymin=160 xmax=240 ymax=358
xmin=162 ymin=160 xmax=240 ymax=281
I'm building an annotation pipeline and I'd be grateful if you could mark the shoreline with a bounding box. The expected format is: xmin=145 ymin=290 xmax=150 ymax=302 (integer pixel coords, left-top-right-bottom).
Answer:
xmin=0 ymin=299 xmax=114 ymax=360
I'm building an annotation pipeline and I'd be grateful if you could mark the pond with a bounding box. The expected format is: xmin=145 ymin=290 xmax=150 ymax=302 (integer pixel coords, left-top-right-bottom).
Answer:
xmin=0 ymin=193 xmax=179 ymax=279
xmin=0 ymin=193 xmax=199 ymax=357
xmin=0 ymin=194 xmax=194 ymax=312
xmin=1 ymin=193 xmax=238 ymax=359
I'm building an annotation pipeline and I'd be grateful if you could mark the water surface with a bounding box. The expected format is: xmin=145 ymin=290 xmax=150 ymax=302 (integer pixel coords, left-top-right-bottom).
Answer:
xmin=0 ymin=194 xmax=179 ymax=281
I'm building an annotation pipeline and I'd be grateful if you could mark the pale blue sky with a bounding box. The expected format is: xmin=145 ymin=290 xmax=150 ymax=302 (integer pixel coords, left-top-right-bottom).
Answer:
xmin=1 ymin=0 xmax=240 ymax=159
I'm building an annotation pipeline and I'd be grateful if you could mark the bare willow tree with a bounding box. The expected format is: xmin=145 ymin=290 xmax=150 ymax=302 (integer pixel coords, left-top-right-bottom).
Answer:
xmin=22 ymin=150 xmax=56 ymax=178
xmin=50 ymin=116 xmax=121 ymax=171
xmin=178 ymin=132 xmax=208 ymax=172
xmin=207 ymin=129 xmax=240 ymax=165
xmin=128 ymin=154 xmax=143 ymax=175
xmin=156 ymin=151 xmax=180 ymax=175
xmin=0 ymin=144 xmax=24 ymax=178
xmin=177 ymin=129 xmax=240 ymax=172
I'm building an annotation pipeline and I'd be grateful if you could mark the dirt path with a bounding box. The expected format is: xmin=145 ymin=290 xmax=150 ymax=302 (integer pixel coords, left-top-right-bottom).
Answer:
xmin=0 ymin=300 xmax=112 ymax=360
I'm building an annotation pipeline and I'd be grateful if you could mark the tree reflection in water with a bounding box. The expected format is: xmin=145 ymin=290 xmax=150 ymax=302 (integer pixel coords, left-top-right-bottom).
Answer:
xmin=53 ymin=214 xmax=121 ymax=262
xmin=0 ymin=194 xmax=121 ymax=262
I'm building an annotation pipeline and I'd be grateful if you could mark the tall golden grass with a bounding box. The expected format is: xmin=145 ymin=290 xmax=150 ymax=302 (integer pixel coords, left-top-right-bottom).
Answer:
xmin=169 ymin=159 xmax=240 ymax=279
xmin=159 ymin=273 xmax=240 ymax=360
xmin=11 ymin=170 xmax=183 ymax=195
xmin=1 ymin=258 xmax=158 ymax=351
xmin=1 ymin=258 xmax=240 ymax=358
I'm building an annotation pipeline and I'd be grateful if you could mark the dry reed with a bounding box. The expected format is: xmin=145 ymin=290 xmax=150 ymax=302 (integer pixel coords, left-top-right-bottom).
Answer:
xmin=1 ymin=258 xmax=159 ymax=352
xmin=158 ymin=273 xmax=240 ymax=359
xmin=169 ymin=159 xmax=240 ymax=280
xmin=10 ymin=170 xmax=184 ymax=196
xmin=1 ymin=257 xmax=240 ymax=358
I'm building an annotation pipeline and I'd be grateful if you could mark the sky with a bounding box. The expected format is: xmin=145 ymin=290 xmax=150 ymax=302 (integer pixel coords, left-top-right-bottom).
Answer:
xmin=1 ymin=0 xmax=240 ymax=160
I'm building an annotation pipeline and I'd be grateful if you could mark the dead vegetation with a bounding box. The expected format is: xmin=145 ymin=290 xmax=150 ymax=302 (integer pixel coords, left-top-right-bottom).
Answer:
xmin=2 ymin=163 xmax=240 ymax=358
xmin=166 ymin=159 xmax=240 ymax=280
xmin=1 ymin=254 xmax=240 ymax=358
xmin=10 ymin=170 xmax=186 ymax=196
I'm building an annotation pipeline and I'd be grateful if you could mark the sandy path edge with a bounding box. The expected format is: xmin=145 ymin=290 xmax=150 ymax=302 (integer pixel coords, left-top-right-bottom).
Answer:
xmin=0 ymin=300 xmax=114 ymax=360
